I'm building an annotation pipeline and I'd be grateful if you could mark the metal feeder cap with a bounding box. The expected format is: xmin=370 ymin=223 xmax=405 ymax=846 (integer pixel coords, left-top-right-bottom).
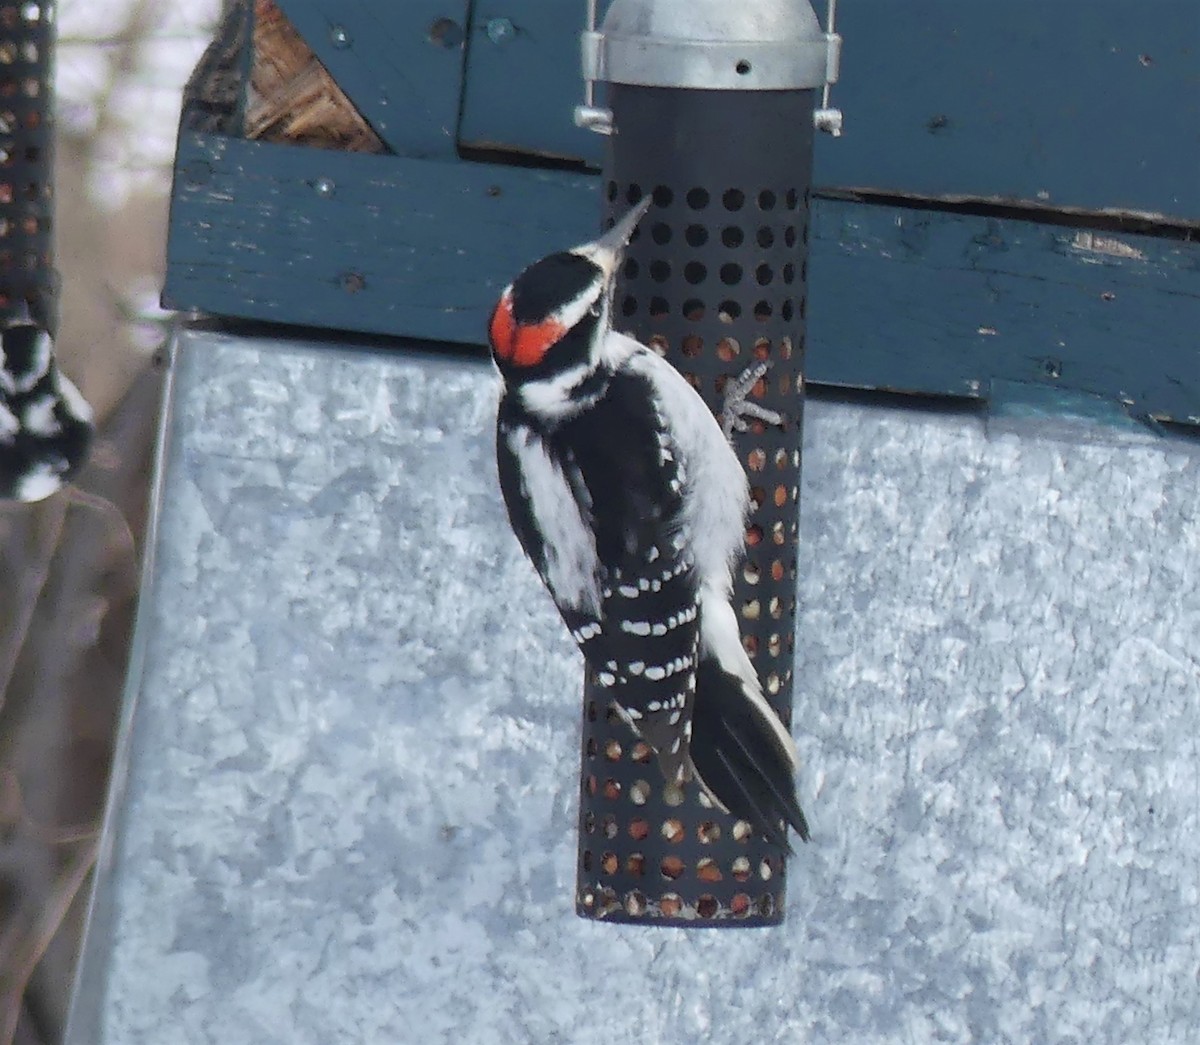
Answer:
xmin=584 ymin=0 xmax=840 ymax=91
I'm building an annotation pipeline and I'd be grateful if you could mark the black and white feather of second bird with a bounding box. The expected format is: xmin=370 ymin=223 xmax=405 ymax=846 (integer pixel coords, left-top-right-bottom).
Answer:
xmin=0 ymin=309 xmax=93 ymax=502
xmin=488 ymin=199 xmax=810 ymax=848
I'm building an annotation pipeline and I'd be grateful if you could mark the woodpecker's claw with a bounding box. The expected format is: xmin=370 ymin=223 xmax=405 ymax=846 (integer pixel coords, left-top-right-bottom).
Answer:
xmin=721 ymin=361 xmax=785 ymax=440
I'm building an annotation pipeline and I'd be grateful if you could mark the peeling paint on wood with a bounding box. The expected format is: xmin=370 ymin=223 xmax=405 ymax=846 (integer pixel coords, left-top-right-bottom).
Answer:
xmin=163 ymin=133 xmax=1200 ymax=429
xmin=456 ymin=1 xmax=1200 ymax=223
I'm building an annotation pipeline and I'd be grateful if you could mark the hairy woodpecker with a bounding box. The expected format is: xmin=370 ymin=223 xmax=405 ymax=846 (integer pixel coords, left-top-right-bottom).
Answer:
xmin=489 ymin=199 xmax=810 ymax=847
xmin=0 ymin=304 xmax=93 ymax=502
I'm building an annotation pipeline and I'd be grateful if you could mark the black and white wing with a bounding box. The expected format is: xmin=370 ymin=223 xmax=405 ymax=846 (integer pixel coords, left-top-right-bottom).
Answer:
xmin=496 ymin=395 xmax=604 ymax=648
xmin=1 ymin=322 xmax=93 ymax=502
xmin=497 ymin=372 xmax=705 ymax=785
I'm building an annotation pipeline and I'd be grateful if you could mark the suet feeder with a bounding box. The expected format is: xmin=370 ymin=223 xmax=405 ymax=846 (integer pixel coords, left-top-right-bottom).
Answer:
xmin=573 ymin=0 xmax=841 ymax=926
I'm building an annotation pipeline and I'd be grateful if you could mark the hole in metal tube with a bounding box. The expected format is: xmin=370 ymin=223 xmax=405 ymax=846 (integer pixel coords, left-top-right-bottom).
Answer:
xmin=685 ymin=224 xmax=708 ymax=247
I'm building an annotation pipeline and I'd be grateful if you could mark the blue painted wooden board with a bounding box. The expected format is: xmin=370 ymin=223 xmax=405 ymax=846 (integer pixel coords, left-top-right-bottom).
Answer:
xmin=272 ymin=0 xmax=470 ymax=158
xmin=457 ymin=0 xmax=1200 ymax=222
xmin=163 ymin=132 xmax=1200 ymax=427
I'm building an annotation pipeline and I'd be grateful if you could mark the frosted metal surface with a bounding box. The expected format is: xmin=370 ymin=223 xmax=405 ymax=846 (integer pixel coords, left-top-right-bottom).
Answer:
xmin=70 ymin=328 xmax=1199 ymax=1044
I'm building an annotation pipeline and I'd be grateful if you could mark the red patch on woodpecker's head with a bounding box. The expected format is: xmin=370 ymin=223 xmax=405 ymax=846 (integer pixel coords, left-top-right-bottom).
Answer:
xmin=488 ymin=294 xmax=566 ymax=369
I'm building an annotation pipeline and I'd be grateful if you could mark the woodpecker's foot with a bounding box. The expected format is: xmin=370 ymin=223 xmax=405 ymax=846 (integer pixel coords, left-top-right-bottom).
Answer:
xmin=721 ymin=361 xmax=785 ymax=440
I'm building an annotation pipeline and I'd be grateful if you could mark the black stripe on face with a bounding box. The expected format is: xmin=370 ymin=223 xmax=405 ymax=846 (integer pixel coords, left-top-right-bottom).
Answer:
xmin=509 ymin=252 xmax=602 ymax=325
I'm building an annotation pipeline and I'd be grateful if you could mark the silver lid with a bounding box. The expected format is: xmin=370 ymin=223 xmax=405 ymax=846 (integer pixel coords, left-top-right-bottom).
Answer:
xmin=583 ymin=0 xmax=840 ymax=92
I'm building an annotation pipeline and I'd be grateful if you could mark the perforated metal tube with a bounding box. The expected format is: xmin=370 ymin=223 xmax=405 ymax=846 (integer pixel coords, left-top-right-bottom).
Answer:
xmin=576 ymin=85 xmax=813 ymax=926
xmin=0 ymin=0 xmax=55 ymax=327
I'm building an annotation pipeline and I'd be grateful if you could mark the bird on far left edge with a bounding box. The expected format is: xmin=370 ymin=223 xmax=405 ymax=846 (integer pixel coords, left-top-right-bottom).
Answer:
xmin=0 ymin=298 xmax=94 ymax=502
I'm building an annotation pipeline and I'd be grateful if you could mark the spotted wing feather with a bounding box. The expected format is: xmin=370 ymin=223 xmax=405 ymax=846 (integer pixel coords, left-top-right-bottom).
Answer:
xmin=544 ymin=368 xmax=704 ymax=784
xmin=1 ymin=323 xmax=93 ymax=502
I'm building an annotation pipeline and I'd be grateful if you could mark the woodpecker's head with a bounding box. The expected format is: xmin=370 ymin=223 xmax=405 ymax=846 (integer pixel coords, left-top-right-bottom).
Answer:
xmin=489 ymin=198 xmax=650 ymax=387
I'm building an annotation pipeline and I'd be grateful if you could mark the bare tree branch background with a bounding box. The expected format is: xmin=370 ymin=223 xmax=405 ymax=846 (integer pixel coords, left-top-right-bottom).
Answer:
xmin=1 ymin=2 xmax=220 ymax=1041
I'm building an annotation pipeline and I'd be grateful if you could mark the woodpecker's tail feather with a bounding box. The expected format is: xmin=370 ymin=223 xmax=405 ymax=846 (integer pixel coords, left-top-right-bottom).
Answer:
xmin=689 ymin=657 xmax=811 ymax=850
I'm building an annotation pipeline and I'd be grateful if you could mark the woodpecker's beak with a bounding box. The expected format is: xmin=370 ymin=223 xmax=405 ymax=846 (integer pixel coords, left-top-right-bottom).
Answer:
xmin=583 ymin=196 xmax=653 ymax=279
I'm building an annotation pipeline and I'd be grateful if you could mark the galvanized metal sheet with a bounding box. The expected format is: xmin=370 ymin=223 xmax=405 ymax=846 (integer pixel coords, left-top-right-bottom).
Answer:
xmin=69 ymin=328 xmax=1200 ymax=1044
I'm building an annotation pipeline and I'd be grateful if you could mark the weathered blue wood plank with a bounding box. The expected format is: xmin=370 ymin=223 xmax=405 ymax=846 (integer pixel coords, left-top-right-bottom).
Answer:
xmin=163 ymin=134 xmax=1200 ymax=426
xmin=805 ymin=208 xmax=1200 ymax=424
xmin=272 ymin=0 xmax=469 ymax=158
xmin=460 ymin=0 xmax=600 ymax=162
xmin=458 ymin=0 xmax=1200 ymax=222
